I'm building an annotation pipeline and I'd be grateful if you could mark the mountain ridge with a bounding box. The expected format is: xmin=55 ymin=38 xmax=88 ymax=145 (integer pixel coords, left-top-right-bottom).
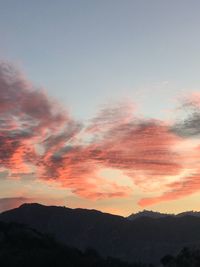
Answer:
xmin=11 ymin=203 xmax=200 ymax=219
xmin=0 ymin=220 xmax=143 ymax=267
xmin=127 ymin=210 xmax=200 ymax=220
xmin=1 ymin=203 xmax=200 ymax=264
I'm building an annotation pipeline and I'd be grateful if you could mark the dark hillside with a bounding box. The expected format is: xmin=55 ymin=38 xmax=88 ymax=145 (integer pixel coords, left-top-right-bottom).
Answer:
xmin=1 ymin=203 xmax=200 ymax=264
xmin=0 ymin=220 xmax=147 ymax=267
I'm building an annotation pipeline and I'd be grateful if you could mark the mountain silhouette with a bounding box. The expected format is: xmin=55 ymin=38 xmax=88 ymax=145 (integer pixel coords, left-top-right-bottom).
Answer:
xmin=127 ymin=210 xmax=172 ymax=220
xmin=0 ymin=220 xmax=147 ymax=267
xmin=1 ymin=203 xmax=200 ymax=264
xmin=127 ymin=210 xmax=200 ymax=221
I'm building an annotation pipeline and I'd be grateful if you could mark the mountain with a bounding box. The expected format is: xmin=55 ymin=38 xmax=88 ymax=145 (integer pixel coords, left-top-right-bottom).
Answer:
xmin=1 ymin=203 xmax=200 ymax=264
xmin=127 ymin=210 xmax=200 ymax=220
xmin=160 ymin=247 xmax=200 ymax=267
xmin=176 ymin=211 xmax=200 ymax=218
xmin=127 ymin=210 xmax=172 ymax=220
xmin=0 ymin=220 xmax=145 ymax=267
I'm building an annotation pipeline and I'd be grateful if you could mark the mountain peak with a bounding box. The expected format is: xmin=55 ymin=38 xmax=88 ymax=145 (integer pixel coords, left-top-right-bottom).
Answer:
xmin=1 ymin=203 xmax=200 ymax=264
xmin=128 ymin=210 xmax=173 ymax=220
xmin=127 ymin=209 xmax=200 ymax=220
xmin=19 ymin=203 xmax=46 ymax=208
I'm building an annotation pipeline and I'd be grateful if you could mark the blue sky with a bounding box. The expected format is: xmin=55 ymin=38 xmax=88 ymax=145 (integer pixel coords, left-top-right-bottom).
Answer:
xmin=1 ymin=1 xmax=200 ymax=215
xmin=1 ymin=0 xmax=200 ymax=120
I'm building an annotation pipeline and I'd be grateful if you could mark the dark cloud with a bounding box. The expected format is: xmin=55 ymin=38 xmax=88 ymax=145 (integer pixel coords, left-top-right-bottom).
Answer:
xmin=172 ymin=112 xmax=200 ymax=137
xmin=171 ymin=94 xmax=200 ymax=137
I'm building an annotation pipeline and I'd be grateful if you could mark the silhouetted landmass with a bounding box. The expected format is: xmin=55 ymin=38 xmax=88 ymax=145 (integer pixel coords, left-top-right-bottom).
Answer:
xmin=1 ymin=203 xmax=200 ymax=264
xmin=127 ymin=210 xmax=172 ymax=220
xmin=127 ymin=210 xmax=200 ymax=220
xmin=0 ymin=221 xmax=149 ymax=267
xmin=161 ymin=247 xmax=200 ymax=266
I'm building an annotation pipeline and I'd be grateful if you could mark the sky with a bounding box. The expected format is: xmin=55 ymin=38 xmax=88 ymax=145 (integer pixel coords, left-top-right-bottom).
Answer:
xmin=0 ymin=0 xmax=200 ymax=216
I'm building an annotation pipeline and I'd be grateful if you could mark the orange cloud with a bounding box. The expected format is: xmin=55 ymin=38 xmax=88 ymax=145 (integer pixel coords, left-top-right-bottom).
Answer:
xmin=2 ymin=62 xmax=200 ymax=206
xmin=0 ymin=62 xmax=78 ymax=177
xmin=39 ymin=109 xmax=183 ymax=200
xmin=139 ymin=171 xmax=200 ymax=207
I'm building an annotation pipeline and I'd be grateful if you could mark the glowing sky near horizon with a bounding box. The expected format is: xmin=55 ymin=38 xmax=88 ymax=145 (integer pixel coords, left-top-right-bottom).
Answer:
xmin=1 ymin=0 xmax=200 ymax=216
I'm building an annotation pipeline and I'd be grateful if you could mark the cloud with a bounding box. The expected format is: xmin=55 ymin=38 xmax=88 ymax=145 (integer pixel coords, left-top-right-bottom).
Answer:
xmin=0 ymin=63 xmax=132 ymax=200
xmin=38 ymin=100 xmax=184 ymax=199
xmin=172 ymin=93 xmax=200 ymax=137
xmin=97 ymin=121 xmax=181 ymax=177
xmin=0 ymin=62 xmax=79 ymax=177
xmin=2 ymin=62 xmax=200 ymax=206
xmin=138 ymin=172 xmax=200 ymax=207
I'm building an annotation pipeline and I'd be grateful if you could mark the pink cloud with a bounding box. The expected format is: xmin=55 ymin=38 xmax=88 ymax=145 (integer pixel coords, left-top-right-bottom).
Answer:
xmin=139 ymin=172 xmax=200 ymax=207
xmin=2 ymin=62 xmax=200 ymax=205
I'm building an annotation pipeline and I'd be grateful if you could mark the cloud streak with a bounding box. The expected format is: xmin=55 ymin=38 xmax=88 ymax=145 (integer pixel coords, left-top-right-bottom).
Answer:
xmin=1 ymin=62 xmax=200 ymax=206
xmin=139 ymin=172 xmax=200 ymax=207
xmin=172 ymin=93 xmax=200 ymax=138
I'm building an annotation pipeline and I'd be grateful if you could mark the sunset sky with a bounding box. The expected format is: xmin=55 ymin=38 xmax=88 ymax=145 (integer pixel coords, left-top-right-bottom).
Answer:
xmin=0 ymin=0 xmax=200 ymax=216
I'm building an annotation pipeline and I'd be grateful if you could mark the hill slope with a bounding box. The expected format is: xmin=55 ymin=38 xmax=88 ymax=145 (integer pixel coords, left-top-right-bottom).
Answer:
xmin=127 ymin=210 xmax=172 ymax=220
xmin=0 ymin=220 xmax=145 ymax=267
xmin=127 ymin=210 xmax=200 ymax=220
xmin=1 ymin=203 xmax=200 ymax=264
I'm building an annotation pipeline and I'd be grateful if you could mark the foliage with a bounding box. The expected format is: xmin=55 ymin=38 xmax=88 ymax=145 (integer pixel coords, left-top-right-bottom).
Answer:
xmin=161 ymin=247 xmax=200 ymax=267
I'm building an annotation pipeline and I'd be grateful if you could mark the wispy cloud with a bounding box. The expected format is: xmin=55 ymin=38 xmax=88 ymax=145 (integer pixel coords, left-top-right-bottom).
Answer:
xmin=139 ymin=172 xmax=200 ymax=207
xmin=172 ymin=93 xmax=200 ymax=137
xmin=1 ymin=62 xmax=200 ymax=206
